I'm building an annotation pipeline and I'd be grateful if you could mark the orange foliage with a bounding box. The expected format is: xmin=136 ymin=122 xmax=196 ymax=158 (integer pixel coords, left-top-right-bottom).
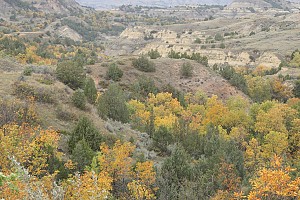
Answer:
xmin=248 ymin=155 xmax=300 ymax=200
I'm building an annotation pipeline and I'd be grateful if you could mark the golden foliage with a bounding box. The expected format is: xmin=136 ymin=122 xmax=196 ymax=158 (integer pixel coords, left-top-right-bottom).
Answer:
xmin=248 ymin=155 xmax=300 ymax=200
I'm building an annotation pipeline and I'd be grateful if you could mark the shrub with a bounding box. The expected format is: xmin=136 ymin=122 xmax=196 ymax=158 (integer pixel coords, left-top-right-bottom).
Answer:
xmin=131 ymin=76 xmax=158 ymax=100
xmin=23 ymin=66 xmax=33 ymax=76
xmin=97 ymin=83 xmax=129 ymax=123
xmin=214 ymin=33 xmax=224 ymax=41
xmin=220 ymin=43 xmax=225 ymax=49
xmin=194 ymin=38 xmax=201 ymax=44
xmin=0 ymin=98 xmax=38 ymax=126
xmin=180 ymin=62 xmax=194 ymax=78
xmin=56 ymin=61 xmax=86 ymax=89
xmin=132 ymin=56 xmax=156 ymax=72
xmin=106 ymin=63 xmax=123 ymax=81
xmin=84 ymin=77 xmax=97 ymax=104
xmin=148 ymin=49 xmax=161 ymax=59
xmin=72 ymin=89 xmax=86 ymax=110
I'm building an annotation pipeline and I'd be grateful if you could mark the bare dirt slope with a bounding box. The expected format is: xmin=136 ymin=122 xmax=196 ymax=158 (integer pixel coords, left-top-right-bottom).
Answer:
xmin=91 ymin=57 xmax=248 ymax=100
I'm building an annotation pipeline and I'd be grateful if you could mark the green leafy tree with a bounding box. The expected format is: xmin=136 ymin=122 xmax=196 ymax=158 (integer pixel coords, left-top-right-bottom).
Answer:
xmin=56 ymin=61 xmax=86 ymax=89
xmin=97 ymin=84 xmax=129 ymax=123
xmin=220 ymin=43 xmax=225 ymax=49
xmin=72 ymin=89 xmax=86 ymax=110
xmin=246 ymin=76 xmax=272 ymax=103
xmin=84 ymin=77 xmax=97 ymax=104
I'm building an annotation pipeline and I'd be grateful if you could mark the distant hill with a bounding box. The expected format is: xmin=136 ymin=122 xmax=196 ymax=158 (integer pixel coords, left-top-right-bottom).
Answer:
xmin=75 ymin=0 xmax=300 ymax=9
xmin=228 ymin=0 xmax=297 ymax=10
xmin=75 ymin=0 xmax=231 ymax=9
xmin=0 ymin=0 xmax=90 ymax=17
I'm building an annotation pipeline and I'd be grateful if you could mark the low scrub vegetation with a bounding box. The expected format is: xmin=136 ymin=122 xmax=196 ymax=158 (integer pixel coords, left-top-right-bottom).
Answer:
xmin=132 ymin=56 xmax=156 ymax=72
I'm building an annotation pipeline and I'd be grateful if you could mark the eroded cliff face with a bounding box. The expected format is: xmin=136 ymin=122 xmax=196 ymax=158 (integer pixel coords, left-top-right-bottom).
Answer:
xmin=119 ymin=27 xmax=281 ymax=68
xmin=139 ymin=44 xmax=281 ymax=68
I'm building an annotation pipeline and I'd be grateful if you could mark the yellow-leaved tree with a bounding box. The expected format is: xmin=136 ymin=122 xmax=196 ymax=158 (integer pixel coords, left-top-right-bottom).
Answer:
xmin=248 ymin=155 xmax=300 ymax=200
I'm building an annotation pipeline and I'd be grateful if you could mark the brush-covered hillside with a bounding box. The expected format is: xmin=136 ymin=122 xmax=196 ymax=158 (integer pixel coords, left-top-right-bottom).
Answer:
xmin=1 ymin=0 xmax=300 ymax=199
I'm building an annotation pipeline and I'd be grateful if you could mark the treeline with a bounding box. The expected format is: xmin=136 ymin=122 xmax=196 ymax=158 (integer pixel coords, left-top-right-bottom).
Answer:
xmin=168 ymin=50 xmax=208 ymax=66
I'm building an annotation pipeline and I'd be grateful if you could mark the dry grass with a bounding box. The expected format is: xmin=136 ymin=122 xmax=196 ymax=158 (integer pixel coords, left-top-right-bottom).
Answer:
xmin=89 ymin=56 xmax=248 ymax=100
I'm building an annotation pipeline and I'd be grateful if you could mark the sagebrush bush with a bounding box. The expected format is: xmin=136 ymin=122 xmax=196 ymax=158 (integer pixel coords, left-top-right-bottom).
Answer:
xmin=106 ymin=63 xmax=123 ymax=81
xmin=132 ymin=56 xmax=156 ymax=72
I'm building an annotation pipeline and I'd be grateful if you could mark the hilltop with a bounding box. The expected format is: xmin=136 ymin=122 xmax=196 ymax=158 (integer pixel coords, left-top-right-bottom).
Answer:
xmin=0 ymin=0 xmax=91 ymax=19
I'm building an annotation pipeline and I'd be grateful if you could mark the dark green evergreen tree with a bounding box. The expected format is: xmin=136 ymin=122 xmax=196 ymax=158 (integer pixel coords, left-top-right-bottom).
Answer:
xmin=56 ymin=60 xmax=86 ymax=89
xmin=68 ymin=116 xmax=103 ymax=152
xmin=97 ymin=83 xmax=129 ymax=123
xmin=71 ymin=138 xmax=95 ymax=171
xmin=84 ymin=77 xmax=97 ymax=104
xmin=72 ymin=89 xmax=86 ymax=110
